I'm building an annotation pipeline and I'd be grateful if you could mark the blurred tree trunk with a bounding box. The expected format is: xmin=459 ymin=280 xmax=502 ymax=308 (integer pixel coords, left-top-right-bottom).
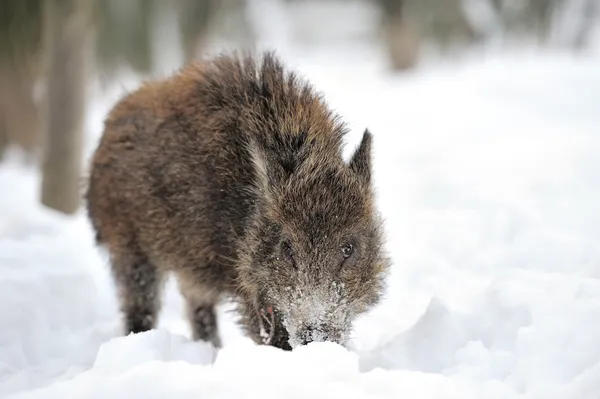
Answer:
xmin=0 ymin=113 xmax=7 ymax=161
xmin=376 ymin=0 xmax=477 ymax=71
xmin=0 ymin=65 xmax=41 ymax=162
xmin=573 ymin=0 xmax=597 ymax=49
xmin=208 ymin=0 xmax=256 ymax=52
xmin=408 ymin=0 xmax=477 ymax=51
xmin=528 ymin=0 xmax=556 ymax=44
xmin=40 ymin=0 xmax=88 ymax=214
xmin=177 ymin=0 xmax=217 ymax=63
xmin=92 ymin=0 xmax=156 ymax=82
xmin=377 ymin=0 xmax=419 ymax=71
xmin=0 ymin=0 xmax=44 ymax=162
xmin=497 ymin=0 xmax=562 ymax=44
xmin=490 ymin=0 xmax=503 ymax=12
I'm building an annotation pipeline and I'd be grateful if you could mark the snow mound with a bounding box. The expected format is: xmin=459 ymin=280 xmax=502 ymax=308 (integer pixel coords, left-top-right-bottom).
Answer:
xmin=10 ymin=335 xmax=483 ymax=399
xmin=92 ymin=329 xmax=216 ymax=374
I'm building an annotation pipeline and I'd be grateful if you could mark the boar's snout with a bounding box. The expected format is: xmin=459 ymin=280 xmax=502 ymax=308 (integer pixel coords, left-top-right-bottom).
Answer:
xmin=298 ymin=326 xmax=320 ymax=345
xmin=296 ymin=325 xmax=338 ymax=344
xmin=285 ymin=313 xmax=351 ymax=348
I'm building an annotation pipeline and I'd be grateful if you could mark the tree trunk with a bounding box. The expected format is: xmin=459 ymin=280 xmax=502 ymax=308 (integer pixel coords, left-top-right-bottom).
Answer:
xmin=177 ymin=0 xmax=216 ymax=64
xmin=0 ymin=64 xmax=41 ymax=163
xmin=378 ymin=0 xmax=420 ymax=71
xmin=209 ymin=0 xmax=255 ymax=52
xmin=0 ymin=111 xmax=7 ymax=161
xmin=40 ymin=0 xmax=87 ymax=214
xmin=0 ymin=0 xmax=44 ymax=162
xmin=409 ymin=0 xmax=477 ymax=50
xmin=573 ymin=0 xmax=597 ymax=49
xmin=529 ymin=0 xmax=555 ymax=44
xmin=384 ymin=15 xmax=420 ymax=71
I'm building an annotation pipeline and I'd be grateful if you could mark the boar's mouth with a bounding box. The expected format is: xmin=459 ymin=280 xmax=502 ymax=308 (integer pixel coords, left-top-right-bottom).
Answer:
xmin=257 ymin=305 xmax=276 ymax=345
xmin=255 ymin=305 xmax=292 ymax=351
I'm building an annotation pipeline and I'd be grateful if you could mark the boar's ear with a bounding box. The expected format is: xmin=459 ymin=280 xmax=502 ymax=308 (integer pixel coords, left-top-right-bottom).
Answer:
xmin=349 ymin=129 xmax=372 ymax=182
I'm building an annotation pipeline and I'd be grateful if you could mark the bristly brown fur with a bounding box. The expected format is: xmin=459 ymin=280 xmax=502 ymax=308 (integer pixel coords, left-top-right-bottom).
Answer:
xmin=85 ymin=50 xmax=390 ymax=350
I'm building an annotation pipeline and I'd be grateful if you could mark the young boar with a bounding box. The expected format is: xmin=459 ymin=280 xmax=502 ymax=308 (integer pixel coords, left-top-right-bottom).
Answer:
xmin=85 ymin=51 xmax=389 ymax=351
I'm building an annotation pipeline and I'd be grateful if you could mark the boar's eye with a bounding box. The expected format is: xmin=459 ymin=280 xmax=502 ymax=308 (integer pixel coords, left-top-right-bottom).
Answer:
xmin=282 ymin=241 xmax=294 ymax=258
xmin=341 ymin=243 xmax=354 ymax=258
xmin=281 ymin=240 xmax=297 ymax=268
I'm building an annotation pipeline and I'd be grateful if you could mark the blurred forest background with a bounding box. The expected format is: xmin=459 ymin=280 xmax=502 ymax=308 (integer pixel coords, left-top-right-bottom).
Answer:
xmin=0 ymin=0 xmax=598 ymax=215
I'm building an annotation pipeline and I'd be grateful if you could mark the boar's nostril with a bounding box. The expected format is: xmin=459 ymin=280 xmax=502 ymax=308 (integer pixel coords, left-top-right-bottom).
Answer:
xmin=300 ymin=326 xmax=331 ymax=345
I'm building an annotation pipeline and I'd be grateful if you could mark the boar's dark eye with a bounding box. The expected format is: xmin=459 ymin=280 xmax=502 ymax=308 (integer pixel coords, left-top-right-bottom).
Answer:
xmin=341 ymin=244 xmax=354 ymax=258
xmin=282 ymin=241 xmax=293 ymax=258
xmin=281 ymin=240 xmax=296 ymax=268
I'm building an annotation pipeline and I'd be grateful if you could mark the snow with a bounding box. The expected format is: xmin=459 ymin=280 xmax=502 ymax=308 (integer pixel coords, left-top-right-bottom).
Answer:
xmin=2 ymin=38 xmax=600 ymax=399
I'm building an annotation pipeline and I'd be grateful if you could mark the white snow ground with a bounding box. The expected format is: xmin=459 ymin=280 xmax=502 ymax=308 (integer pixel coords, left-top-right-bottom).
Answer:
xmin=1 ymin=47 xmax=600 ymax=399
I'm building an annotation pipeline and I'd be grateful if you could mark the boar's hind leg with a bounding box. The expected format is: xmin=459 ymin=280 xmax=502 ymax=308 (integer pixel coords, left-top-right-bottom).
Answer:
xmin=110 ymin=246 xmax=165 ymax=335
xmin=178 ymin=279 xmax=222 ymax=348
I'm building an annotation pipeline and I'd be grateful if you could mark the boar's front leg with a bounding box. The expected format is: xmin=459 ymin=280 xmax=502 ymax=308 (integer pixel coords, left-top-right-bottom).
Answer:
xmin=177 ymin=275 xmax=223 ymax=349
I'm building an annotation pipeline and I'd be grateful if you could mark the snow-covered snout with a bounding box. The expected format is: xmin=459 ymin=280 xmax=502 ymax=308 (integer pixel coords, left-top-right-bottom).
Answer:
xmin=274 ymin=279 xmax=355 ymax=348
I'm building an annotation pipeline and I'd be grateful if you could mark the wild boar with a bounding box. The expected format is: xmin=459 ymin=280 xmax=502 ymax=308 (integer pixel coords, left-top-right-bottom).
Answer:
xmin=85 ymin=51 xmax=390 ymax=350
